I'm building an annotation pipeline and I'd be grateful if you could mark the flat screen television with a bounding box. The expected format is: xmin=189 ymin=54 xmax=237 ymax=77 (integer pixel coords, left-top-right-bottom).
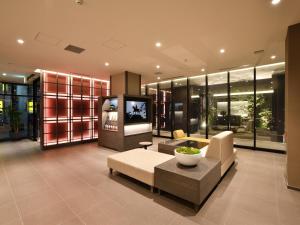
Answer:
xmin=125 ymin=98 xmax=149 ymax=124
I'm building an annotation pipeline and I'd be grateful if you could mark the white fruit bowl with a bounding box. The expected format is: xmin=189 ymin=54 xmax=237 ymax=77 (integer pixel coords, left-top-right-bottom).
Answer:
xmin=174 ymin=149 xmax=202 ymax=166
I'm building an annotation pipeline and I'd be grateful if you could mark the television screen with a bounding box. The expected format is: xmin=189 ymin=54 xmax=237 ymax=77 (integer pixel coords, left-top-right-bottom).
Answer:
xmin=125 ymin=100 xmax=148 ymax=123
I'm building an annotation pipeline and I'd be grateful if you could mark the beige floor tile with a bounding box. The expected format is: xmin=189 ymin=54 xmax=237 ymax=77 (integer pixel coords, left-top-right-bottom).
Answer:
xmin=11 ymin=178 xmax=48 ymax=199
xmin=0 ymin=202 xmax=21 ymax=225
xmin=16 ymin=188 xmax=62 ymax=217
xmin=22 ymin=202 xmax=77 ymax=225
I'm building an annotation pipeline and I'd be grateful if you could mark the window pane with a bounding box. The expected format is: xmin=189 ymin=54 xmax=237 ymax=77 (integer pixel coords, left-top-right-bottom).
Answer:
xmin=189 ymin=76 xmax=206 ymax=138
xmin=256 ymin=63 xmax=286 ymax=151
xmin=159 ymin=81 xmax=172 ymax=137
xmin=230 ymin=68 xmax=254 ymax=147
xmin=173 ymin=78 xmax=188 ymax=134
xmin=208 ymin=72 xmax=228 ymax=137
xmin=147 ymin=84 xmax=158 ymax=135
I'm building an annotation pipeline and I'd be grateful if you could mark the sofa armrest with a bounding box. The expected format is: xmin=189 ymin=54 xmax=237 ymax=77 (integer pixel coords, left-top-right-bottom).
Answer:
xmin=200 ymin=145 xmax=208 ymax=157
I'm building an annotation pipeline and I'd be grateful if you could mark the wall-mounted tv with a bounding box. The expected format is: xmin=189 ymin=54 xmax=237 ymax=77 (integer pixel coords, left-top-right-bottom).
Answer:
xmin=125 ymin=98 xmax=149 ymax=124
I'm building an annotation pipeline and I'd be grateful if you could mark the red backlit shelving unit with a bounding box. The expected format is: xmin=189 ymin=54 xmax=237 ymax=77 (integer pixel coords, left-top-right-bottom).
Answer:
xmin=41 ymin=71 xmax=109 ymax=148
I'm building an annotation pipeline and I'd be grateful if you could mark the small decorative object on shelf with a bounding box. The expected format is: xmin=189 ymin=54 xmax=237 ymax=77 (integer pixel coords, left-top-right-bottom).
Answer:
xmin=102 ymin=98 xmax=118 ymax=131
xmin=174 ymin=146 xmax=201 ymax=166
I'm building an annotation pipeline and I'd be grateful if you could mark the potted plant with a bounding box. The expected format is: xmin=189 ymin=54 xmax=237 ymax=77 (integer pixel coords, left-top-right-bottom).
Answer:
xmin=174 ymin=146 xmax=202 ymax=166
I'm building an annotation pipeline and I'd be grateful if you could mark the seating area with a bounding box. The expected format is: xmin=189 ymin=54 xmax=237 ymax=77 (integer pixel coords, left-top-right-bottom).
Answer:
xmin=107 ymin=131 xmax=236 ymax=209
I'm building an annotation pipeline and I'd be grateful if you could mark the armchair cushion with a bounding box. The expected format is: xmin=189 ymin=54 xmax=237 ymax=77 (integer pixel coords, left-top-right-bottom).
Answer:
xmin=173 ymin=129 xmax=186 ymax=139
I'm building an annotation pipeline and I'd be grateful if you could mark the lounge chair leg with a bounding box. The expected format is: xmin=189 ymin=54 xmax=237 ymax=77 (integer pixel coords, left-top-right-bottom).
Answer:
xmin=194 ymin=204 xmax=200 ymax=212
xmin=109 ymin=168 xmax=113 ymax=174
xmin=150 ymin=186 xmax=154 ymax=193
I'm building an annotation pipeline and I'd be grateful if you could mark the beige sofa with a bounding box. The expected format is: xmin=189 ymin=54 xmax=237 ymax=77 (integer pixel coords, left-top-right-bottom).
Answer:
xmin=200 ymin=131 xmax=236 ymax=176
xmin=107 ymin=149 xmax=174 ymax=191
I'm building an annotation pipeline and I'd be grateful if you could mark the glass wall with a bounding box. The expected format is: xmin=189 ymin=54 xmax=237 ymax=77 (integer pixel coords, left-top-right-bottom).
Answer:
xmin=189 ymin=75 xmax=206 ymax=138
xmin=146 ymin=62 xmax=286 ymax=152
xmin=147 ymin=83 xmax=158 ymax=135
xmin=256 ymin=63 xmax=285 ymax=151
xmin=173 ymin=78 xmax=188 ymax=135
xmin=158 ymin=81 xmax=172 ymax=137
xmin=0 ymin=82 xmax=39 ymax=141
xmin=230 ymin=68 xmax=254 ymax=147
xmin=207 ymin=72 xmax=228 ymax=137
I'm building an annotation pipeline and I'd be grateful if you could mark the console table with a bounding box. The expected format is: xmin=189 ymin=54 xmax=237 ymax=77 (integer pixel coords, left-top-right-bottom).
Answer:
xmin=154 ymin=158 xmax=221 ymax=211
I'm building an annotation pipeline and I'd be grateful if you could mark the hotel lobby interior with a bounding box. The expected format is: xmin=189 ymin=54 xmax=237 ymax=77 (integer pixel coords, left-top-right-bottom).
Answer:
xmin=1 ymin=1 xmax=300 ymax=225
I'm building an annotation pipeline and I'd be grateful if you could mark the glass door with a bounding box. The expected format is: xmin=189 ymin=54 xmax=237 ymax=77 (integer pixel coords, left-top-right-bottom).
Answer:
xmin=207 ymin=72 xmax=229 ymax=137
xmin=158 ymin=81 xmax=172 ymax=137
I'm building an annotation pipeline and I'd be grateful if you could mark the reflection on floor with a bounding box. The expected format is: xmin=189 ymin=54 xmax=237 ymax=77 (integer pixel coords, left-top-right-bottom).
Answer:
xmin=0 ymin=139 xmax=299 ymax=225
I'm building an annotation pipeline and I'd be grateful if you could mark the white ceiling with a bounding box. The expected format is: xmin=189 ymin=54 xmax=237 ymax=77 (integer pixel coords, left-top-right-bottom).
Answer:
xmin=0 ymin=0 xmax=299 ymax=84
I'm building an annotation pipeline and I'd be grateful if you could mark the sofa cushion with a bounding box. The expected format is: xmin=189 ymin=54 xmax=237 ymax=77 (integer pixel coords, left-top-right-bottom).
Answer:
xmin=107 ymin=149 xmax=174 ymax=186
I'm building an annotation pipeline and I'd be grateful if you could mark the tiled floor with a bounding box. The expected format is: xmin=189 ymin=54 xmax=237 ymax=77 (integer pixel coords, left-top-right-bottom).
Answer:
xmin=0 ymin=139 xmax=299 ymax=225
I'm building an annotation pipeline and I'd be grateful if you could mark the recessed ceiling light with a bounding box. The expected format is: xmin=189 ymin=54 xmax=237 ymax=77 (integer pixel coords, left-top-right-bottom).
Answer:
xmin=156 ymin=65 xmax=160 ymax=69
xmin=220 ymin=49 xmax=225 ymax=54
xmin=17 ymin=39 xmax=24 ymax=45
xmin=104 ymin=62 xmax=109 ymax=66
xmin=2 ymin=73 xmax=7 ymax=76
xmin=270 ymin=55 xmax=276 ymax=60
xmin=157 ymin=76 xmax=161 ymax=80
xmin=271 ymin=0 xmax=281 ymax=5
xmin=155 ymin=42 xmax=161 ymax=48
xmin=201 ymin=68 xmax=205 ymax=72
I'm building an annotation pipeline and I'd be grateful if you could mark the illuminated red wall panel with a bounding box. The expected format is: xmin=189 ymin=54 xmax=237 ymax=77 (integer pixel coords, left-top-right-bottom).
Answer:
xmin=44 ymin=122 xmax=68 ymax=144
xmin=44 ymin=97 xmax=57 ymax=118
xmin=44 ymin=73 xmax=57 ymax=93
xmin=72 ymin=77 xmax=81 ymax=96
xmin=82 ymin=79 xmax=91 ymax=96
xmin=94 ymin=99 xmax=98 ymax=116
xmin=42 ymin=71 xmax=109 ymax=148
xmin=57 ymin=98 xmax=68 ymax=118
xmin=72 ymin=121 xmax=82 ymax=140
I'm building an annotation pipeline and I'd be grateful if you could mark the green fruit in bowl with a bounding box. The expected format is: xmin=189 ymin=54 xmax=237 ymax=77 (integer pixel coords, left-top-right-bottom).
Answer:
xmin=175 ymin=146 xmax=200 ymax=155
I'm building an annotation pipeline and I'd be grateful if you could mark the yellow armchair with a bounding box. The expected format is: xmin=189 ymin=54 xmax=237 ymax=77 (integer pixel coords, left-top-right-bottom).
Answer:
xmin=173 ymin=129 xmax=210 ymax=147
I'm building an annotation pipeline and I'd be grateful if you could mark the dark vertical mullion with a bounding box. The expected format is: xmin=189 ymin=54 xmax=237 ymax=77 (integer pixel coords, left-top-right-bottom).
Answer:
xmin=157 ymin=83 xmax=160 ymax=137
xmin=171 ymin=81 xmax=174 ymax=139
xmin=56 ymin=74 xmax=58 ymax=145
xmin=69 ymin=77 xmax=72 ymax=143
xmin=81 ymin=78 xmax=83 ymax=141
xmin=187 ymin=78 xmax=190 ymax=137
xmin=40 ymin=75 xmax=44 ymax=149
xmin=145 ymin=85 xmax=148 ymax=96
xmin=33 ymin=80 xmax=37 ymax=140
xmin=205 ymin=75 xmax=209 ymax=139
xmin=227 ymin=72 xmax=231 ymax=131
xmin=254 ymin=67 xmax=257 ymax=149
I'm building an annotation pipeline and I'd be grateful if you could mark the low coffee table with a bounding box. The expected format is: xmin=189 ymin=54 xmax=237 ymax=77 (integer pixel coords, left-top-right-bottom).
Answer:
xmin=139 ymin=141 xmax=152 ymax=150
xmin=158 ymin=139 xmax=209 ymax=155
xmin=154 ymin=158 xmax=221 ymax=211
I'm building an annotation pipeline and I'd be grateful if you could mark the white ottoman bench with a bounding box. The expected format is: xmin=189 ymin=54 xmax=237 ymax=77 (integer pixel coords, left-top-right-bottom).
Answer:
xmin=107 ymin=149 xmax=174 ymax=192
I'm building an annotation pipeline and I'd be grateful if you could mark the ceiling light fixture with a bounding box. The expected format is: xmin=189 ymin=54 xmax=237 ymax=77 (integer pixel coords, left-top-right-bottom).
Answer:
xmin=156 ymin=65 xmax=160 ymax=69
xmin=201 ymin=68 xmax=205 ymax=72
xmin=155 ymin=42 xmax=162 ymax=48
xmin=17 ymin=39 xmax=24 ymax=45
xmin=2 ymin=73 xmax=7 ymax=76
xmin=270 ymin=55 xmax=276 ymax=60
xmin=271 ymin=0 xmax=281 ymax=5
xmin=104 ymin=62 xmax=110 ymax=66
xmin=157 ymin=76 xmax=161 ymax=80
xmin=220 ymin=49 xmax=225 ymax=54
